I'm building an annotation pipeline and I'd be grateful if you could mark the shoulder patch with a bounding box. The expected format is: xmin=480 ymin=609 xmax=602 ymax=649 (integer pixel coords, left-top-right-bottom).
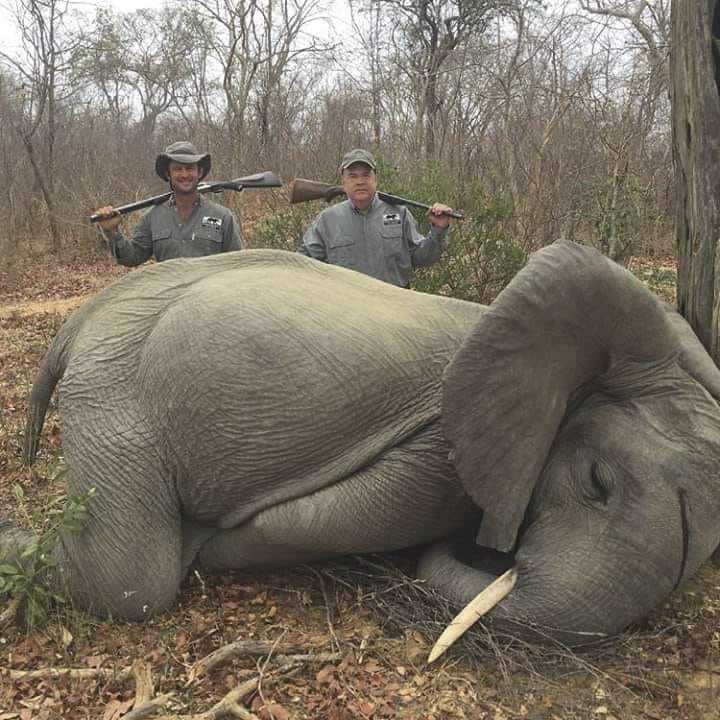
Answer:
xmin=383 ymin=212 xmax=401 ymax=226
xmin=201 ymin=216 xmax=223 ymax=230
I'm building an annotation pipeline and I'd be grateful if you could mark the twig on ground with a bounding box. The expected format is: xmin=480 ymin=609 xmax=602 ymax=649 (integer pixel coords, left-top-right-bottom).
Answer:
xmin=132 ymin=660 xmax=155 ymax=706
xmin=121 ymin=693 xmax=175 ymax=720
xmin=187 ymin=638 xmax=339 ymax=682
xmin=7 ymin=665 xmax=133 ymax=681
xmin=305 ymin=565 xmax=341 ymax=653
xmin=156 ymin=662 xmax=303 ymax=720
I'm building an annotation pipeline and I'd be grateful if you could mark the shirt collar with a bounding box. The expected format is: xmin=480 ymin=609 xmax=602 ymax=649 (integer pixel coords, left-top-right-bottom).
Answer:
xmin=169 ymin=193 xmax=202 ymax=209
xmin=349 ymin=194 xmax=379 ymax=215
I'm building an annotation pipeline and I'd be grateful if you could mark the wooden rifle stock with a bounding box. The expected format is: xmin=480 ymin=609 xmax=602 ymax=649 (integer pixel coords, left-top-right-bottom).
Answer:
xmin=90 ymin=171 xmax=282 ymax=223
xmin=288 ymin=178 xmax=464 ymax=220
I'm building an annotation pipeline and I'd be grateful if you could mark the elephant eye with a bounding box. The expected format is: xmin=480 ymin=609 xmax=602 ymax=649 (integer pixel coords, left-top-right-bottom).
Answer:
xmin=585 ymin=460 xmax=614 ymax=505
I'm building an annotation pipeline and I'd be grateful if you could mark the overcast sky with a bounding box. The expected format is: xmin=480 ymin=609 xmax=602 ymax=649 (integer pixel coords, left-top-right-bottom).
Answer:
xmin=0 ymin=0 xmax=349 ymax=53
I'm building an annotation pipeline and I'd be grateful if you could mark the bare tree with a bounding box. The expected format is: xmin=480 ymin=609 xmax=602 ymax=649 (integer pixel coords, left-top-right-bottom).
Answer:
xmin=193 ymin=0 xmax=331 ymax=168
xmin=0 ymin=0 xmax=80 ymax=251
xmin=373 ymin=0 xmax=515 ymax=160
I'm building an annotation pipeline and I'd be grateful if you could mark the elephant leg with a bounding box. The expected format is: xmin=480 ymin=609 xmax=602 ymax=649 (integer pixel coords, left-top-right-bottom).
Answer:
xmin=59 ymin=423 xmax=183 ymax=621
xmin=197 ymin=424 xmax=472 ymax=571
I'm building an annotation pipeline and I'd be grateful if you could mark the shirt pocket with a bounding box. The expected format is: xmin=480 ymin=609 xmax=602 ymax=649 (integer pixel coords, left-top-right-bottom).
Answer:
xmin=152 ymin=229 xmax=173 ymax=245
xmin=327 ymin=235 xmax=356 ymax=267
xmin=380 ymin=224 xmax=404 ymax=258
xmin=193 ymin=228 xmax=224 ymax=255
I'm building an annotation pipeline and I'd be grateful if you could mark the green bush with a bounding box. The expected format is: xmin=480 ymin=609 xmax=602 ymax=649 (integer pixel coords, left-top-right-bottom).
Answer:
xmin=247 ymin=203 xmax=317 ymax=252
xmin=0 ymin=482 xmax=95 ymax=628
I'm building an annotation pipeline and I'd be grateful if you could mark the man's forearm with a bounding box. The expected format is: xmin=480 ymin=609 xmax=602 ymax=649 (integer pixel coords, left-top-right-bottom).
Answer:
xmin=411 ymin=225 xmax=447 ymax=267
xmin=301 ymin=224 xmax=328 ymax=261
xmin=99 ymin=227 xmax=149 ymax=267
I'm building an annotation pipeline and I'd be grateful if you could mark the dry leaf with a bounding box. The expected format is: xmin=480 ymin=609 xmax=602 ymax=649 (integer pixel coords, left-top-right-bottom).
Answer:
xmin=101 ymin=698 xmax=133 ymax=720
xmin=316 ymin=665 xmax=336 ymax=684
xmin=251 ymin=697 xmax=291 ymax=720
xmin=59 ymin=626 xmax=73 ymax=649
xmin=85 ymin=654 xmax=109 ymax=668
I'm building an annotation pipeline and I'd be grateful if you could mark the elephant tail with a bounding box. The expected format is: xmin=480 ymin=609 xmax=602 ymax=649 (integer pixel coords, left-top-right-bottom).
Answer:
xmin=22 ymin=308 xmax=83 ymax=465
xmin=23 ymin=351 xmax=63 ymax=465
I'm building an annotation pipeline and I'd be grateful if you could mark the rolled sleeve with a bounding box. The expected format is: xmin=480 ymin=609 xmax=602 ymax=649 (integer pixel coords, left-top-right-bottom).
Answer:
xmin=301 ymin=217 xmax=328 ymax=262
xmin=404 ymin=210 xmax=447 ymax=267
xmin=104 ymin=212 xmax=154 ymax=267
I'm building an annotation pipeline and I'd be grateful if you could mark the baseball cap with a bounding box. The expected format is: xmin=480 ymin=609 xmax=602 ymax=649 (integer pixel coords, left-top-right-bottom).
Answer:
xmin=339 ymin=148 xmax=377 ymax=173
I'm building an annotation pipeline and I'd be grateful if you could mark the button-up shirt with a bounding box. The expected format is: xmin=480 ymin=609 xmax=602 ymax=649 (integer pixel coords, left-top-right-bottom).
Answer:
xmin=103 ymin=195 xmax=244 ymax=267
xmin=301 ymin=195 xmax=448 ymax=287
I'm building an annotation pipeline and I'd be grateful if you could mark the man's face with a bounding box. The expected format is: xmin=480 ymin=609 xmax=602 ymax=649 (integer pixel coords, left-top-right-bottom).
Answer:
xmin=341 ymin=163 xmax=377 ymax=210
xmin=168 ymin=161 xmax=201 ymax=195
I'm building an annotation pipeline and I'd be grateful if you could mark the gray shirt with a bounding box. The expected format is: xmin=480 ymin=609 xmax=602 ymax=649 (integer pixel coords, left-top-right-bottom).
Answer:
xmin=103 ymin=195 xmax=244 ymax=267
xmin=301 ymin=196 xmax=448 ymax=287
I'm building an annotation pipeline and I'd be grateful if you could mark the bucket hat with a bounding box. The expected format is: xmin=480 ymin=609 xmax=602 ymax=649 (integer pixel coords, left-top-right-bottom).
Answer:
xmin=155 ymin=141 xmax=211 ymax=181
xmin=339 ymin=148 xmax=376 ymax=173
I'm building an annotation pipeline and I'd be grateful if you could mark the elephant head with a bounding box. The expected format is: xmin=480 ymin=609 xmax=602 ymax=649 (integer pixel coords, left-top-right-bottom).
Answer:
xmin=421 ymin=241 xmax=720 ymax=649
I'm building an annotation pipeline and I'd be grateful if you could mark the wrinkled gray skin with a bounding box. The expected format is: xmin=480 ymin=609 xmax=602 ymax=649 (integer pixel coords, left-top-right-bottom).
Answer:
xmin=12 ymin=241 xmax=720 ymax=643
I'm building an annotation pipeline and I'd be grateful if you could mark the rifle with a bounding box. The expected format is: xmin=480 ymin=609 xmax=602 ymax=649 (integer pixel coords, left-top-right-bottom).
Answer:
xmin=288 ymin=178 xmax=464 ymax=220
xmin=90 ymin=171 xmax=282 ymax=223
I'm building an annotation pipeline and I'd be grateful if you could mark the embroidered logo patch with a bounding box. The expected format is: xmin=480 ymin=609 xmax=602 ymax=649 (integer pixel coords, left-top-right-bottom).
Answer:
xmin=202 ymin=216 xmax=223 ymax=230
xmin=383 ymin=213 xmax=401 ymax=226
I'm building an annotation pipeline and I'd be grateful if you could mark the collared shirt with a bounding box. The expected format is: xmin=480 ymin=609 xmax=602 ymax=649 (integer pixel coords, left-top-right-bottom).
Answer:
xmin=301 ymin=195 xmax=448 ymax=287
xmin=103 ymin=194 xmax=244 ymax=267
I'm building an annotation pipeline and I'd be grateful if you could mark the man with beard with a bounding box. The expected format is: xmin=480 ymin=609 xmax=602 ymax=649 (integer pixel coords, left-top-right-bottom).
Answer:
xmin=94 ymin=141 xmax=244 ymax=266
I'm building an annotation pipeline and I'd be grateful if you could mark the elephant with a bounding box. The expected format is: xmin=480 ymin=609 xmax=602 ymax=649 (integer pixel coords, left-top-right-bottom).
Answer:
xmin=7 ymin=239 xmax=720 ymax=649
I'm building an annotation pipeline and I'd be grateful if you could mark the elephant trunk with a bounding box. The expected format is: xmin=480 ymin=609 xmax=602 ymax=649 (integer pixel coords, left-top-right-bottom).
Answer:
xmin=417 ymin=539 xmax=633 ymax=652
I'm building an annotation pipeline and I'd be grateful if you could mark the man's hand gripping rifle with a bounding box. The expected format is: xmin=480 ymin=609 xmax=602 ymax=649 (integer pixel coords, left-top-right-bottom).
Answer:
xmin=288 ymin=178 xmax=464 ymax=220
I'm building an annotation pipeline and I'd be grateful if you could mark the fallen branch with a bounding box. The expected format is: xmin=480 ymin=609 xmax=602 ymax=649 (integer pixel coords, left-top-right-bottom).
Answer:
xmin=121 ymin=693 xmax=175 ymax=720
xmin=156 ymin=662 xmax=302 ymax=720
xmin=132 ymin=660 xmax=155 ymax=706
xmin=188 ymin=638 xmax=339 ymax=681
xmin=7 ymin=665 xmax=133 ymax=682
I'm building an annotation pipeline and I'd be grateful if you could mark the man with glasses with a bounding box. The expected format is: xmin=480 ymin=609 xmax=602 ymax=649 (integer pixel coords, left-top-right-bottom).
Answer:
xmin=300 ymin=148 xmax=454 ymax=288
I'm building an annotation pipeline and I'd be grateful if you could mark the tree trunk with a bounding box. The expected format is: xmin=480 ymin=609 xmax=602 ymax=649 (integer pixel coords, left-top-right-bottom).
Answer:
xmin=21 ymin=130 xmax=60 ymax=253
xmin=671 ymin=0 xmax=720 ymax=360
xmin=424 ymin=75 xmax=437 ymax=160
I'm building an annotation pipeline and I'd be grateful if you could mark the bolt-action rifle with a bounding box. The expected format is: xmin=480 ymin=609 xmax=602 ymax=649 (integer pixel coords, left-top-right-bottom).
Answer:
xmin=288 ymin=178 xmax=464 ymax=220
xmin=90 ymin=171 xmax=282 ymax=223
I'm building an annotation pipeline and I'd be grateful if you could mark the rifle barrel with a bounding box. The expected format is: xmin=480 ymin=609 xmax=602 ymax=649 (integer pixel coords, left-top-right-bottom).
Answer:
xmin=90 ymin=171 xmax=282 ymax=223
xmin=376 ymin=191 xmax=464 ymax=220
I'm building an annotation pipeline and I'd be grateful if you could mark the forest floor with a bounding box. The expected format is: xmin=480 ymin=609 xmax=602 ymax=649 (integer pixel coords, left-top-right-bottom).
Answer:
xmin=0 ymin=250 xmax=718 ymax=720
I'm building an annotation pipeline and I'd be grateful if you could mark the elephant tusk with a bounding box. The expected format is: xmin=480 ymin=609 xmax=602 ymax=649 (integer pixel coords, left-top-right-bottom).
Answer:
xmin=427 ymin=567 xmax=517 ymax=664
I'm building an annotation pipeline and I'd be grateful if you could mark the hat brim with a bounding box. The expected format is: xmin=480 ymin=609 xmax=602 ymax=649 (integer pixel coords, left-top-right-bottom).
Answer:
xmin=156 ymin=153 xmax=211 ymax=181
xmin=340 ymin=160 xmax=376 ymax=172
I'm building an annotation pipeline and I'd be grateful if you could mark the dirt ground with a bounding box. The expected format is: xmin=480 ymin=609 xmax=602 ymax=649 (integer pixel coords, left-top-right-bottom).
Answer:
xmin=0 ymin=252 xmax=718 ymax=720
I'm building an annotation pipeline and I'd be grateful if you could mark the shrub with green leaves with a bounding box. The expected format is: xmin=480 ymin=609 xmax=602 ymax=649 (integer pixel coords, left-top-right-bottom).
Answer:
xmin=0 ymin=483 xmax=95 ymax=627
xmin=411 ymin=185 xmax=527 ymax=304
xmin=247 ymin=203 xmax=317 ymax=252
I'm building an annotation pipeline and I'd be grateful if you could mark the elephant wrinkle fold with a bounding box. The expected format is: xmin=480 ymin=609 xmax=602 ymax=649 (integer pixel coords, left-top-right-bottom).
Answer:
xmin=13 ymin=243 xmax=720 ymax=646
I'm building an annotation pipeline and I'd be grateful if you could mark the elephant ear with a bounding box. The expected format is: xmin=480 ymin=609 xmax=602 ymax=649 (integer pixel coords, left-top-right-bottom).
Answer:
xmin=661 ymin=303 xmax=720 ymax=401
xmin=442 ymin=240 xmax=679 ymax=552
